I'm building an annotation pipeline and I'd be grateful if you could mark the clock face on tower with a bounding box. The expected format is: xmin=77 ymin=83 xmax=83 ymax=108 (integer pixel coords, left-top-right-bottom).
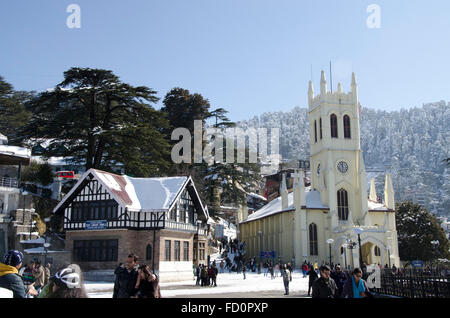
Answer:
xmin=337 ymin=161 xmax=348 ymax=173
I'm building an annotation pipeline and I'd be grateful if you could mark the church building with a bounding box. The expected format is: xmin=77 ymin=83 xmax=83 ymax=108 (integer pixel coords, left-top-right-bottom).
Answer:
xmin=239 ymin=72 xmax=400 ymax=269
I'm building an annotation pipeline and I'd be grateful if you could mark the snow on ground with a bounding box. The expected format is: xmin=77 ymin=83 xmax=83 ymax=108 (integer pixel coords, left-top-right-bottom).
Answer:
xmin=85 ymin=272 xmax=309 ymax=298
xmin=86 ymin=251 xmax=309 ymax=298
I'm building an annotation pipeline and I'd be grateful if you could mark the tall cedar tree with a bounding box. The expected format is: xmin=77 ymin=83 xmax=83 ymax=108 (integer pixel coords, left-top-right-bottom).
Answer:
xmin=17 ymin=68 xmax=171 ymax=177
xmin=396 ymin=201 xmax=450 ymax=262
xmin=0 ymin=76 xmax=33 ymax=142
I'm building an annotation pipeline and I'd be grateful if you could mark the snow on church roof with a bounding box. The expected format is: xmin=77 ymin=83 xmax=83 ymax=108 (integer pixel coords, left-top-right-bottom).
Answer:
xmin=367 ymin=200 xmax=390 ymax=211
xmin=242 ymin=190 xmax=329 ymax=223
xmin=53 ymin=168 xmax=203 ymax=214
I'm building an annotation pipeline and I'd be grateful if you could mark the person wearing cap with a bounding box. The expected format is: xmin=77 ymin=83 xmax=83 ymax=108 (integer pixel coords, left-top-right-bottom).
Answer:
xmin=0 ymin=250 xmax=37 ymax=298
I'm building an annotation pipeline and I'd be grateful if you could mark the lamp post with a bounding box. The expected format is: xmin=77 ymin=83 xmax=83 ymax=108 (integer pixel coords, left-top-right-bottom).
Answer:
xmin=43 ymin=243 xmax=50 ymax=265
xmin=431 ymin=240 xmax=440 ymax=268
xmin=354 ymin=227 xmax=364 ymax=268
xmin=326 ymin=238 xmax=334 ymax=266
xmin=342 ymin=243 xmax=348 ymax=269
xmin=258 ymin=231 xmax=262 ymax=274
xmin=22 ymin=190 xmax=28 ymax=227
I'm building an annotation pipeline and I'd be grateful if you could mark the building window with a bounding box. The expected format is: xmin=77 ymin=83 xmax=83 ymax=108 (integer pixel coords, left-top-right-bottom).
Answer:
xmin=199 ymin=242 xmax=205 ymax=261
xmin=71 ymin=200 xmax=118 ymax=222
xmin=174 ymin=241 xmax=181 ymax=261
xmin=165 ymin=240 xmax=171 ymax=261
xmin=337 ymin=189 xmax=349 ymax=220
xmin=146 ymin=244 xmax=152 ymax=261
xmin=314 ymin=120 xmax=317 ymax=143
xmin=374 ymin=246 xmax=381 ymax=256
xmin=309 ymin=223 xmax=318 ymax=255
xmin=319 ymin=117 xmax=322 ymax=139
xmin=183 ymin=241 xmax=189 ymax=261
xmin=330 ymin=114 xmax=338 ymax=138
xmin=73 ymin=239 xmax=118 ymax=262
xmin=169 ymin=206 xmax=176 ymax=221
xmin=343 ymin=115 xmax=351 ymax=139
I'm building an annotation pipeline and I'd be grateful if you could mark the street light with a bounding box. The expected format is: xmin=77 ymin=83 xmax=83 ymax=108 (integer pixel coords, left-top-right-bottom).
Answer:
xmin=43 ymin=243 xmax=51 ymax=265
xmin=342 ymin=243 xmax=348 ymax=269
xmin=354 ymin=227 xmax=364 ymax=268
xmin=258 ymin=231 xmax=262 ymax=274
xmin=326 ymin=238 xmax=334 ymax=266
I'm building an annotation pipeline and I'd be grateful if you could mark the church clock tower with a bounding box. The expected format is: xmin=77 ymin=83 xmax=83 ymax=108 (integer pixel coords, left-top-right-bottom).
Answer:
xmin=308 ymin=71 xmax=369 ymax=228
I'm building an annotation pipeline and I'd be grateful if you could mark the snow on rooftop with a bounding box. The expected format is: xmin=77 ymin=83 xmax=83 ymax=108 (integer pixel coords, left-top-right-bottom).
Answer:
xmin=368 ymin=200 xmax=389 ymax=211
xmin=126 ymin=176 xmax=187 ymax=211
xmin=243 ymin=190 xmax=329 ymax=223
xmin=20 ymin=237 xmax=45 ymax=244
xmin=0 ymin=145 xmax=31 ymax=158
xmin=248 ymin=192 xmax=267 ymax=201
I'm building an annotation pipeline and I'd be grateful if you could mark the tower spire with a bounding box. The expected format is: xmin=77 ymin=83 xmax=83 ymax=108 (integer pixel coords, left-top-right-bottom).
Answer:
xmin=320 ymin=70 xmax=327 ymax=95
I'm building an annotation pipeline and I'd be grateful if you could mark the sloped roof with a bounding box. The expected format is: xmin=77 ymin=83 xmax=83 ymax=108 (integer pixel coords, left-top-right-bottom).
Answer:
xmin=242 ymin=190 xmax=329 ymax=223
xmin=53 ymin=169 xmax=207 ymax=218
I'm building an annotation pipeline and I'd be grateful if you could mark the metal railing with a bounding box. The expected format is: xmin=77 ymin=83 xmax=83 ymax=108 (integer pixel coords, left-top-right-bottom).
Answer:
xmin=0 ymin=177 xmax=19 ymax=188
xmin=371 ymin=268 xmax=450 ymax=298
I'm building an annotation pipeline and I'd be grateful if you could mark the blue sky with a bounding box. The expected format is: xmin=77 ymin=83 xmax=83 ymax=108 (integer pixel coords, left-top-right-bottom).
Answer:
xmin=1 ymin=0 xmax=449 ymax=121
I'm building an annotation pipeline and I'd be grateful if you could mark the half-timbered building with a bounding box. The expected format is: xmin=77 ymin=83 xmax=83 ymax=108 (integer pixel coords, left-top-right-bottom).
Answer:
xmin=53 ymin=168 xmax=209 ymax=282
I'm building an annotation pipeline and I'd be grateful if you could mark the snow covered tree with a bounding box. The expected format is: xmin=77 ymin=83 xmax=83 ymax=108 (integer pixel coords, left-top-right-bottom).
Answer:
xmin=17 ymin=67 xmax=171 ymax=177
xmin=396 ymin=201 xmax=450 ymax=262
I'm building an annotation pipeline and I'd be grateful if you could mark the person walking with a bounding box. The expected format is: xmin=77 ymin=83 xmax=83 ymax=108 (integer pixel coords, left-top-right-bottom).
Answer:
xmin=0 ymin=250 xmax=37 ymax=298
xmin=44 ymin=263 xmax=51 ymax=287
xmin=242 ymin=264 xmax=247 ymax=280
xmin=113 ymin=254 xmax=139 ymax=298
xmin=302 ymin=261 xmax=309 ymax=278
xmin=135 ymin=265 xmax=161 ymax=298
xmin=32 ymin=260 xmax=45 ymax=296
xmin=311 ymin=265 xmax=338 ymax=298
xmin=281 ymin=264 xmax=291 ymax=295
xmin=342 ymin=268 xmax=371 ymax=298
xmin=269 ymin=262 xmax=274 ymax=279
xmin=195 ymin=264 xmax=201 ymax=286
xmin=38 ymin=264 xmax=88 ymax=298
xmin=307 ymin=264 xmax=318 ymax=296
xmin=211 ymin=263 xmax=218 ymax=287
xmin=22 ymin=261 xmax=36 ymax=298
xmin=331 ymin=265 xmax=347 ymax=298
xmin=286 ymin=263 xmax=293 ymax=282
xmin=201 ymin=264 xmax=208 ymax=286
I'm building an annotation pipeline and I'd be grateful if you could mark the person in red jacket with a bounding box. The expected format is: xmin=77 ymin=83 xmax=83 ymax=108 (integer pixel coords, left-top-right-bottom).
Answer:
xmin=302 ymin=261 xmax=309 ymax=278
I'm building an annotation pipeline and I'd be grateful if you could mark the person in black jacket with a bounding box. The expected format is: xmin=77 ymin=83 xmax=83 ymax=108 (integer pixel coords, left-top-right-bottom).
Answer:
xmin=307 ymin=264 xmax=318 ymax=296
xmin=330 ymin=265 xmax=347 ymax=298
xmin=312 ymin=265 xmax=338 ymax=298
xmin=113 ymin=254 xmax=139 ymax=298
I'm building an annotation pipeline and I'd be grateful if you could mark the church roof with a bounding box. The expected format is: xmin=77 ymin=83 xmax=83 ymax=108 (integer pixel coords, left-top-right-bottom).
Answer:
xmin=367 ymin=200 xmax=392 ymax=212
xmin=241 ymin=189 xmax=329 ymax=223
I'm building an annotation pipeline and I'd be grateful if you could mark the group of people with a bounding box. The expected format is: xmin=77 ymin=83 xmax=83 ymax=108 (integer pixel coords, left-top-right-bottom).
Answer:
xmin=195 ymin=262 xmax=218 ymax=287
xmin=309 ymin=263 xmax=373 ymax=298
xmin=0 ymin=249 xmax=88 ymax=298
xmin=113 ymin=253 xmax=161 ymax=298
xmin=0 ymin=249 xmax=162 ymax=298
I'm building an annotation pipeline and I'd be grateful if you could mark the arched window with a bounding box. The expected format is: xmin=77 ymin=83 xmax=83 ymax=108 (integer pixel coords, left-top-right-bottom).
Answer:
xmin=309 ymin=223 xmax=318 ymax=255
xmin=337 ymin=189 xmax=349 ymax=220
xmin=146 ymin=244 xmax=152 ymax=260
xmin=343 ymin=115 xmax=351 ymax=139
xmin=314 ymin=120 xmax=317 ymax=143
xmin=319 ymin=117 xmax=322 ymax=139
xmin=374 ymin=246 xmax=381 ymax=256
xmin=330 ymin=114 xmax=338 ymax=138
